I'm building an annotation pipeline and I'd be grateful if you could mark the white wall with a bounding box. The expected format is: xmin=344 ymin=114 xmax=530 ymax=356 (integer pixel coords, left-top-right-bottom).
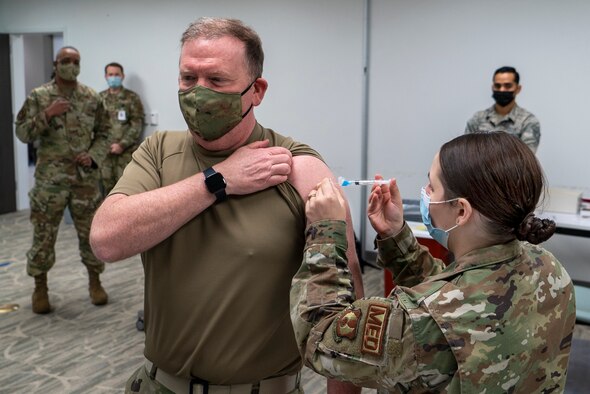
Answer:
xmin=0 ymin=0 xmax=366 ymax=232
xmin=369 ymin=0 xmax=590 ymax=196
xmin=365 ymin=0 xmax=590 ymax=250
xmin=9 ymin=35 xmax=29 ymax=211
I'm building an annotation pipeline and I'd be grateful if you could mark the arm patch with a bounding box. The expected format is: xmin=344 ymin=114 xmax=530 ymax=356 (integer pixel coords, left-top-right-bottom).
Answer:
xmin=334 ymin=306 xmax=362 ymax=341
xmin=316 ymin=299 xmax=395 ymax=367
xmin=17 ymin=107 xmax=27 ymax=122
xmin=361 ymin=302 xmax=391 ymax=356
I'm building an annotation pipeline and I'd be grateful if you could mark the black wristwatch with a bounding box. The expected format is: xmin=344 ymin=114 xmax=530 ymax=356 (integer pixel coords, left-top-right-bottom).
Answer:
xmin=203 ymin=167 xmax=227 ymax=203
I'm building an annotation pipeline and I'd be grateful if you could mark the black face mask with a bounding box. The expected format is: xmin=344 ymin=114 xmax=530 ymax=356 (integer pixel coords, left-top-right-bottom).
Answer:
xmin=492 ymin=90 xmax=515 ymax=107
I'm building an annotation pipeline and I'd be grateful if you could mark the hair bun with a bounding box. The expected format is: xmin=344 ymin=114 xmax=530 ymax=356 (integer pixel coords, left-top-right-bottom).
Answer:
xmin=516 ymin=212 xmax=556 ymax=244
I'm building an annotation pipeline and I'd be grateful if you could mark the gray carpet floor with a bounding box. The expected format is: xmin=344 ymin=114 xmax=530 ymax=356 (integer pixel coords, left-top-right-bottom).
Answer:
xmin=0 ymin=210 xmax=145 ymax=393
xmin=1 ymin=209 xmax=588 ymax=393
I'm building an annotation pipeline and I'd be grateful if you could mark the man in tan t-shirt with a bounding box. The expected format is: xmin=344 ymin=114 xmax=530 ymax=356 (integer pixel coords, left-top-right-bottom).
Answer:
xmin=90 ymin=17 xmax=363 ymax=394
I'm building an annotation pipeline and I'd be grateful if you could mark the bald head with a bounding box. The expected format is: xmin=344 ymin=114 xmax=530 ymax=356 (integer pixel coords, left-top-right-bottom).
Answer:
xmin=54 ymin=46 xmax=81 ymax=83
xmin=56 ymin=46 xmax=80 ymax=63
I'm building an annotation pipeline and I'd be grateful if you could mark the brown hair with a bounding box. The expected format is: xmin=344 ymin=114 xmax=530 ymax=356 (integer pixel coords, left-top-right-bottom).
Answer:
xmin=104 ymin=62 xmax=124 ymax=74
xmin=439 ymin=132 xmax=555 ymax=244
xmin=180 ymin=17 xmax=264 ymax=80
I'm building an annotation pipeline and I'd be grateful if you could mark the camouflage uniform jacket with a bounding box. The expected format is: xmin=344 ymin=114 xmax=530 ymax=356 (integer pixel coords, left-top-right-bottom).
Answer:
xmin=99 ymin=87 xmax=144 ymax=151
xmin=15 ymin=79 xmax=109 ymax=184
xmin=291 ymin=221 xmax=576 ymax=393
xmin=465 ymin=104 xmax=541 ymax=152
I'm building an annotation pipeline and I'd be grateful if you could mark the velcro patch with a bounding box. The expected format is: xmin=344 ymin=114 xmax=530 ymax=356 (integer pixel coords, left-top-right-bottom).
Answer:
xmin=16 ymin=107 xmax=27 ymax=122
xmin=361 ymin=302 xmax=390 ymax=356
xmin=335 ymin=307 xmax=361 ymax=340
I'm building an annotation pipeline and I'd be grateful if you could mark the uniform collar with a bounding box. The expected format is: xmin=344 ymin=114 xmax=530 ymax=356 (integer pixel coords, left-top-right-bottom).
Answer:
xmin=486 ymin=104 xmax=521 ymax=125
xmin=191 ymin=122 xmax=264 ymax=159
xmin=445 ymin=239 xmax=521 ymax=276
xmin=108 ymin=87 xmax=124 ymax=96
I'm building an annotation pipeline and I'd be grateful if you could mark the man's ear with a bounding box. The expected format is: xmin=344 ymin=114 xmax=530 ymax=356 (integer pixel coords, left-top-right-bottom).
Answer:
xmin=252 ymin=77 xmax=268 ymax=106
xmin=455 ymin=197 xmax=472 ymax=226
xmin=515 ymin=84 xmax=522 ymax=95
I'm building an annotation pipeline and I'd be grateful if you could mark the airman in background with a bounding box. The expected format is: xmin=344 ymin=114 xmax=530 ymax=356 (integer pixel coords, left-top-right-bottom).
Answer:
xmin=99 ymin=62 xmax=145 ymax=194
xmin=465 ymin=66 xmax=541 ymax=152
xmin=15 ymin=46 xmax=110 ymax=314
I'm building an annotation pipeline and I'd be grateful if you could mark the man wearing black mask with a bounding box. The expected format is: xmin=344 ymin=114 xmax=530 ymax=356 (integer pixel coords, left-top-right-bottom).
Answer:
xmin=465 ymin=66 xmax=540 ymax=152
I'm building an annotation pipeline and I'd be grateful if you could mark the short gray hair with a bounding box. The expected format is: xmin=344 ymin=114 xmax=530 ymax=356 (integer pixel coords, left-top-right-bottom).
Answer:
xmin=181 ymin=17 xmax=264 ymax=79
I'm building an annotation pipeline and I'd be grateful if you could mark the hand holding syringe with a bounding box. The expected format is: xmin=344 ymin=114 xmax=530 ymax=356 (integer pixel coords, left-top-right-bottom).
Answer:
xmin=338 ymin=176 xmax=391 ymax=187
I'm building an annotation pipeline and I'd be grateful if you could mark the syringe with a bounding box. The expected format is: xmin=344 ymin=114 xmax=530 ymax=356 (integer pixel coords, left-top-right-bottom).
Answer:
xmin=339 ymin=177 xmax=390 ymax=186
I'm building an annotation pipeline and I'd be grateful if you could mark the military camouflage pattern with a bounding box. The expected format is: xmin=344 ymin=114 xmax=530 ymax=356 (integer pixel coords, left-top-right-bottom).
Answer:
xmin=291 ymin=221 xmax=576 ymax=393
xmin=465 ymin=104 xmax=541 ymax=152
xmin=125 ymin=365 xmax=174 ymax=394
xmin=178 ymin=85 xmax=244 ymax=141
xmin=15 ymin=79 xmax=109 ymax=276
xmin=99 ymin=87 xmax=144 ymax=193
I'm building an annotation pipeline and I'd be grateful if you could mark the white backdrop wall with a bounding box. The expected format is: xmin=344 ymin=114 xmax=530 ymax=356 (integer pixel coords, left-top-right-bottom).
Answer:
xmin=369 ymin=0 xmax=590 ymax=197
xmin=365 ymin=0 xmax=590 ymax=251
xmin=0 ymin=0 xmax=366 ymax=233
xmin=2 ymin=0 xmax=589 ymax=253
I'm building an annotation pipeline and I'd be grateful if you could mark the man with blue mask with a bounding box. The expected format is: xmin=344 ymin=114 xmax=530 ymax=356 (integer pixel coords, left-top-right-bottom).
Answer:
xmin=99 ymin=62 xmax=145 ymax=194
xmin=91 ymin=17 xmax=364 ymax=394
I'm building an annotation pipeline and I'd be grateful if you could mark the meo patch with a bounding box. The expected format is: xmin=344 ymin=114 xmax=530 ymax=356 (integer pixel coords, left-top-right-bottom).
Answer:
xmin=361 ymin=302 xmax=390 ymax=356
xmin=335 ymin=307 xmax=362 ymax=340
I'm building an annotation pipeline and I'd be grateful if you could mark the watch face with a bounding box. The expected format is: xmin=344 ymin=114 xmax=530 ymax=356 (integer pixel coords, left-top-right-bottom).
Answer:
xmin=205 ymin=172 xmax=226 ymax=193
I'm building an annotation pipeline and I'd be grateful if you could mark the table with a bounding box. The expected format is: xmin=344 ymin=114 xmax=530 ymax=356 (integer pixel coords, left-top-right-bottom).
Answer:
xmin=537 ymin=211 xmax=590 ymax=323
xmin=537 ymin=211 xmax=590 ymax=238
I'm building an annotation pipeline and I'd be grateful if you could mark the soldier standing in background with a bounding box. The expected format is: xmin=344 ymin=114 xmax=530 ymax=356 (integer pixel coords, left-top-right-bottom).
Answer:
xmin=465 ymin=66 xmax=541 ymax=153
xmin=100 ymin=62 xmax=145 ymax=194
xmin=15 ymin=46 xmax=110 ymax=314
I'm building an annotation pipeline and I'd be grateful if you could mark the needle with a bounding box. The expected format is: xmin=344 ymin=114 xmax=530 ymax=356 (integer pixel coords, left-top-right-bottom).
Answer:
xmin=338 ymin=177 xmax=390 ymax=186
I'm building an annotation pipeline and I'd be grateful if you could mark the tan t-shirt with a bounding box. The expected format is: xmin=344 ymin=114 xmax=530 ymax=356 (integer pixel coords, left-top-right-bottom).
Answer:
xmin=111 ymin=123 xmax=323 ymax=384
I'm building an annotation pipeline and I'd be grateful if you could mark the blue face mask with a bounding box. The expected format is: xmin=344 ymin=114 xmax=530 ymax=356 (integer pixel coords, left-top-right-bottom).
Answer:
xmin=420 ymin=187 xmax=460 ymax=249
xmin=107 ymin=76 xmax=122 ymax=88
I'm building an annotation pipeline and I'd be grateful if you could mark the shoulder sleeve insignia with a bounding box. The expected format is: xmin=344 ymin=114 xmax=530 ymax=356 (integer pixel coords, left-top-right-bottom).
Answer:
xmin=16 ymin=107 xmax=27 ymax=122
xmin=334 ymin=307 xmax=362 ymax=341
xmin=361 ymin=302 xmax=391 ymax=356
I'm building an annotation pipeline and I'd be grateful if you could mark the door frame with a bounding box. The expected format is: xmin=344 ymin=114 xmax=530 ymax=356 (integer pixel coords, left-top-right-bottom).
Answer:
xmin=0 ymin=33 xmax=16 ymax=214
xmin=10 ymin=31 xmax=63 ymax=211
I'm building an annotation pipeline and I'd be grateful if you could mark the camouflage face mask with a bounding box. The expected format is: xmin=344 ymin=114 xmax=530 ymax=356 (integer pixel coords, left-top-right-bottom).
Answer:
xmin=56 ymin=63 xmax=80 ymax=82
xmin=178 ymin=81 xmax=255 ymax=141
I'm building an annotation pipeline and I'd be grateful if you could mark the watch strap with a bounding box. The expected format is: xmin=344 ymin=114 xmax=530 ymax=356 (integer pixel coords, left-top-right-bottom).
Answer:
xmin=203 ymin=167 xmax=227 ymax=202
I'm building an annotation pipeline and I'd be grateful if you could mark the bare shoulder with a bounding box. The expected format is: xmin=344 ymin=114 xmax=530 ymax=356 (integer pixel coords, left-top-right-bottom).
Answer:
xmin=290 ymin=155 xmax=334 ymax=199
